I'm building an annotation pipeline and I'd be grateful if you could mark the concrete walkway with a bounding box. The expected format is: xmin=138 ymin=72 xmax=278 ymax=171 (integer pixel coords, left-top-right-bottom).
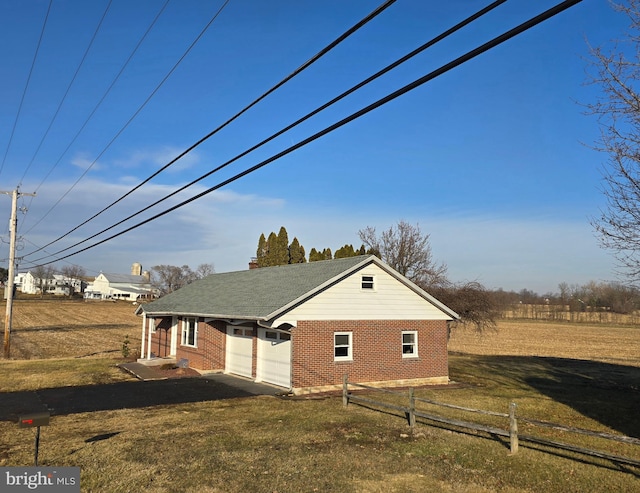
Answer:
xmin=118 ymin=362 xmax=167 ymax=381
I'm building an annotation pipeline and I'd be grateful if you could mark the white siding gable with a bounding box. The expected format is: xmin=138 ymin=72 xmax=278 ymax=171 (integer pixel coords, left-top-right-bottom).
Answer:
xmin=273 ymin=264 xmax=452 ymax=325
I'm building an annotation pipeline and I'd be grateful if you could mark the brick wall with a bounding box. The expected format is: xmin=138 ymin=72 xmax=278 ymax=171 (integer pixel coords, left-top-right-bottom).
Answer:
xmin=148 ymin=318 xmax=171 ymax=358
xmin=147 ymin=317 xmax=226 ymax=371
xmin=175 ymin=319 xmax=226 ymax=371
xmin=292 ymin=320 xmax=448 ymax=389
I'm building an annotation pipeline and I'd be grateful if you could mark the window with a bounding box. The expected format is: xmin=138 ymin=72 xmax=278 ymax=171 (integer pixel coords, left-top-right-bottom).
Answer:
xmin=233 ymin=327 xmax=252 ymax=337
xmin=334 ymin=332 xmax=352 ymax=361
xmin=361 ymin=275 xmax=375 ymax=290
xmin=181 ymin=317 xmax=198 ymax=347
xmin=149 ymin=318 xmax=156 ymax=334
xmin=402 ymin=331 xmax=418 ymax=358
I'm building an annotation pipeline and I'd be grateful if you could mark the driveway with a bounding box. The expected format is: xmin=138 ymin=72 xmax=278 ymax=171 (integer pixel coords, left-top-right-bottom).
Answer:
xmin=0 ymin=373 xmax=280 ymax=423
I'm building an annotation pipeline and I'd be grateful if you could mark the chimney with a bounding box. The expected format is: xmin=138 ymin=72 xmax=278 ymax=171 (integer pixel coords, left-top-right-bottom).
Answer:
xmin=249 ymin=257 xmax=258 ymax=269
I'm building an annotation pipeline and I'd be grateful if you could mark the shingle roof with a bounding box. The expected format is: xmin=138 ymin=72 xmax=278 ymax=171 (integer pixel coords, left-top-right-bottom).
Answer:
xmin=137 ymin=255 xmax=458 ymax=320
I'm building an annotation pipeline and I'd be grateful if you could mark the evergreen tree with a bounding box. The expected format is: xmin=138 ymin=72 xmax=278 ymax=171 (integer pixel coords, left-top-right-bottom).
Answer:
xmin=275 ymin=227 xmax=290 ymax=265
xmin=308 ymin=248 xmax=321 ymax=262
xmin=256 ymin=233 xmax=268 ymax=267
xmin=322 ymin=248 xmax=332 ymax=260
xmin=265 ymin=232 xmax=278 ymax=267
xmin=289 ymin=237 xmax=306 ymax=263
xmin=334 ymin=244 xmax=356 ymax=258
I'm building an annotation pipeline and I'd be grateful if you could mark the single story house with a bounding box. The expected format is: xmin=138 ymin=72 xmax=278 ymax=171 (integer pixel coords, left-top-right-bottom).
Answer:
xmin=135 ymin=255 xmax=459 ymax=394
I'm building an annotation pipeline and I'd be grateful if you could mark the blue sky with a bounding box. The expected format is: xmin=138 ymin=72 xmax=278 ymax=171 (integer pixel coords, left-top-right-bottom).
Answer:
xmin=0 ymin=0 xmax=630 ymax=293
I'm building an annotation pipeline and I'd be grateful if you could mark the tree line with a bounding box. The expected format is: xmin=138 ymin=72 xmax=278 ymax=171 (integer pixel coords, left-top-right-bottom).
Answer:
xmin=255 ymin=227 xmax=370 ymax=267
xmin=491 ymin=281 xmax=640 ymax=315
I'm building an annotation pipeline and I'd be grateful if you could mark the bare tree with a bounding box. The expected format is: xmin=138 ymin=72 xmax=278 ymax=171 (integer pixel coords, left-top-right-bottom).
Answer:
xmin=587 ymin=1 xmax=640 ymax=281
xmin=31 ymin=264 xmax=56 ymax=298
xmin=359 ymin=221 xmax=498 ymax=331
xmin=151 ymin=265 xmax=197 ymax=295
xmin=358 ymin=220 xmax=448 ymax=289
xmin=61 ymin=264 xmax=86 ymax=297
xmin=431 ymin=281 xmax=499 ymax=334
xmin=195 ymin=263 xmax=215 ymax=279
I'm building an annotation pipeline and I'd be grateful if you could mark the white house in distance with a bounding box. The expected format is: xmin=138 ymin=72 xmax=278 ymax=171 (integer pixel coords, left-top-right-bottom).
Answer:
xmin=85 ymin=263 xmax=156 ymax=301
xmin=14 ymin=271 xmax=85 ymax=296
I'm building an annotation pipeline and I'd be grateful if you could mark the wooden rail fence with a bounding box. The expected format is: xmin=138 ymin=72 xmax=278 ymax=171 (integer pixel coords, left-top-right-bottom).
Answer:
xmin=342 ymin=375 xmax=640 ymax=468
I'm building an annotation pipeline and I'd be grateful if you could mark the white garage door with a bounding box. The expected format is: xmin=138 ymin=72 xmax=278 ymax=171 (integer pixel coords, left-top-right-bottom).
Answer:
xmin=225 ymin=326 xmax=253 ymax=378
xmin=257 ymin=329 xmax=291 ymax=389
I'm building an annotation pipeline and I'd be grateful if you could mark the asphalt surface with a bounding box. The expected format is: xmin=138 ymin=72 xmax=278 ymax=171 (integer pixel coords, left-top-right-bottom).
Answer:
xmin=0 ymin=371 xmax=280 ymax=423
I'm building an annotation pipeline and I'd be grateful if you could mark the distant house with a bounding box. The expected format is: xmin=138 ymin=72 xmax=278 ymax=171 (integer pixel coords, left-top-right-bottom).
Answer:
xmin=136 ymin=255 xmax=459 ymax=394
xmin=15 ymin=272 xmax=86 ymax=296
xmin=15 ymin=271 xmax=55 ymax=295
xmin=85 ymin=265 xmax=156 ymax=301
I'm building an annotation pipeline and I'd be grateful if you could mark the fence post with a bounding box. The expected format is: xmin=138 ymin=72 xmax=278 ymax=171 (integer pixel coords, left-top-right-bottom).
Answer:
xmin=509 ymin=402 xmax=519 ymax=455
xmin=343 ymin=374 xmax=349 ymax=407
xmin=408 ymin=387 xmax=416 ymax=431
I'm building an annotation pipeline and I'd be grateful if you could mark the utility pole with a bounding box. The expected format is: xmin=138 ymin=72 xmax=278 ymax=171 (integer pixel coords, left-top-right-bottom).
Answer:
xmin=2 ymin=188 xmax=36 ymax=358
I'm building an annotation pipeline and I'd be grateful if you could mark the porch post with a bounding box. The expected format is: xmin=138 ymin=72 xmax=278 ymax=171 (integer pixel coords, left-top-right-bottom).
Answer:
xmin=146 ymin=316 xmax=153 ymax=360
xmin=140 ymin=312 xmax=147 ymax=359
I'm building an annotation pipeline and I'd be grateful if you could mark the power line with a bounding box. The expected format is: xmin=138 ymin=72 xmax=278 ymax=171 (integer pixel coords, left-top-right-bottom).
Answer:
xmin=26 ymin=0 xmax=584 ymax=267
xmin=19 ymin=0 xmax=171 ymax=233
xmin=0 ymin=0 xmax=52 ymax=179
xmin=24 ymin=0 xmax=397 ymax=254
xmin=18 ymin=0 xmax=114 ymax=188
xmin=27 ymin=0 xmax=508 ymax=260
xmin=22 ymin=0 xmax=229 ymax=236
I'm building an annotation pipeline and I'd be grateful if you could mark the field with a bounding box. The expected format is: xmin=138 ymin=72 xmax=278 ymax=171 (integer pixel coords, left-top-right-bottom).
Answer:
xmin=0 ymin=301 xmax=639 ymax=492
xmin=6 ymin=299 xmax=141 ymax=360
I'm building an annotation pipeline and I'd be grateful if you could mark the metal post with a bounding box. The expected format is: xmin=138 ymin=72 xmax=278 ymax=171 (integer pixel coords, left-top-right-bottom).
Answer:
xmin=34 ymin=426 xmax=41 ymax=466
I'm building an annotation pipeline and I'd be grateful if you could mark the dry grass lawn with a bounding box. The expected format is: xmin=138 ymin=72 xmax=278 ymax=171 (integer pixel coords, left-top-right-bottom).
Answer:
xmin=4 ymin=300 xmax=140 ymax=359
xmin=0 ymin=302 xmax=638 ymax=492
xmin=449 ymin=319 xmax=640 ymax=367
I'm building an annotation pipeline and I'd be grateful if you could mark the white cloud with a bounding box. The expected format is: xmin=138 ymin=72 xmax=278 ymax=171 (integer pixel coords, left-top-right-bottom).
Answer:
xmin=111 ymin=146 xmax=201 ymax=173
xmin=70 ymin=152 xmax=102 ymax=171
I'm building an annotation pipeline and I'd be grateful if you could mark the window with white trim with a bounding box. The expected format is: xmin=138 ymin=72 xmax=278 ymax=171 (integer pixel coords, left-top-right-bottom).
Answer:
xmin=402 ymin=331 xmax=418 ymax=358
xmin=149 ymin=318 xmax=156 ymax=333
xmin=181 ymin=317 xmax=198 ymax=347
xmin=361 ymin=275 xmax=375 ymax=290
xmin=334 ymin=332 xmax=352 ymax=361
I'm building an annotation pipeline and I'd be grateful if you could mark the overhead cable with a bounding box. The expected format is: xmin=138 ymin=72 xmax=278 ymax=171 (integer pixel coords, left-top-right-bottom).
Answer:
xmin=22 ymin=0 xmax=229 ymax=236
xmin=0 ymin=0 xmax=53 ymax=179
xmin=29 ymin=0 xmax=509 ymax=260
xmin=18 ymin=0 xmax=114 ymax=187
xmin=24 ymin=0 xmax=397 ymax=253
xmin=18 ymin=0 xmax=171 ymax=234
xmin=27 ymin=0 xmax=584 ymax=266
